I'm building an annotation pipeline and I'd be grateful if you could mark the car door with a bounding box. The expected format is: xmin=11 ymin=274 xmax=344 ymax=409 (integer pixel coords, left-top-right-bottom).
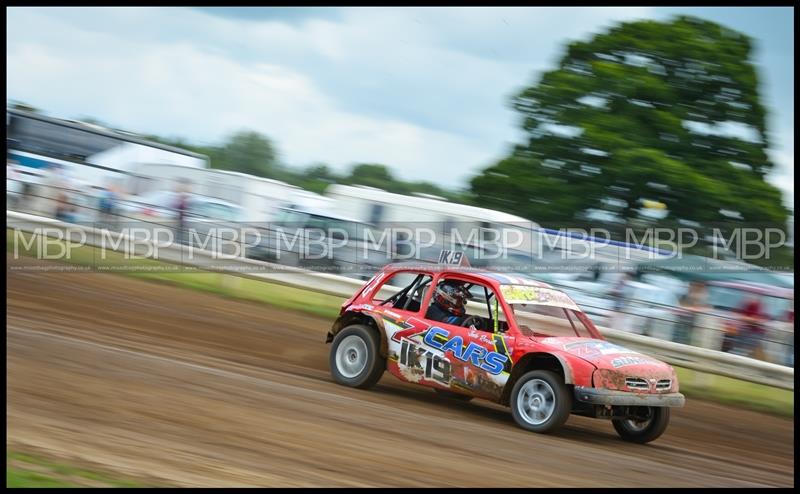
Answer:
xmin=371 ymin=272 xmax=458 ymax=388
xmin=392 ymin=275 xmax=515 ymax=400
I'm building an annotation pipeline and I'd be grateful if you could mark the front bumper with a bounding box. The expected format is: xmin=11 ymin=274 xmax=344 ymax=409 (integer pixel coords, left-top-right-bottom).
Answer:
xmin=574 ymin=386 xmax=685 ymax=407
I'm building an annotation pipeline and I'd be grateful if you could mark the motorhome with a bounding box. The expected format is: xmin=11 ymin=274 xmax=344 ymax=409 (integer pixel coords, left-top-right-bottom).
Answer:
xmin=324 ymin=184 xmax=539 ymax=263
xmin=7 ymin=108 xmax=207 ymax=189
xmin=323 ymin=184 xmax=668 ymax=269
xmin=128 ymin=163 xmax=303 ymax=223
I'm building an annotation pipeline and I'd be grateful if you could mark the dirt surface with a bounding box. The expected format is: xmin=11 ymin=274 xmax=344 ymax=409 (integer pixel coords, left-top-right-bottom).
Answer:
xmin=6 ymin=256 xmax=795 ymax=487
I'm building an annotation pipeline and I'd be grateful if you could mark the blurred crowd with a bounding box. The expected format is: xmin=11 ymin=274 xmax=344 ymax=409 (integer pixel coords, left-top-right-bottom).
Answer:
xmin=608 ymin=274 xmax=794 ymax=367
xmin=6 ymin=157 xmax=795 ymax=368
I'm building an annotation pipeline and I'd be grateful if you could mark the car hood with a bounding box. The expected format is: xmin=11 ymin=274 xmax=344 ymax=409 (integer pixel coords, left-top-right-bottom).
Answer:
xmin=534 ymin=336 xmax=673 ymax=373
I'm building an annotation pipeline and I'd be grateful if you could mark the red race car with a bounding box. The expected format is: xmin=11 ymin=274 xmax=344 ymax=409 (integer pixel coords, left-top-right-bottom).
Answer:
xmin=326 ymin=262 xmax=685 ymax=443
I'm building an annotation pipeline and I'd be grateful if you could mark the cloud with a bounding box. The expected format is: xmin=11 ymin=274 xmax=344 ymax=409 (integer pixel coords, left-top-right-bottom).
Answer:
xmin=6 ymin=6 xmax=793 ymax=201
xmin=193 ymin=7 xmax=343 ymax=24
xmin=6 ymin=21 xmax=496 ymax=184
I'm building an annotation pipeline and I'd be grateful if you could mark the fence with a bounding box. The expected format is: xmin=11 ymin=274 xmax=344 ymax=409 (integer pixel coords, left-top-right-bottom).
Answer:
xmin=7 ymin=204 xmax=794 ymax=390
xmin=7 ymin=179 xmax=794 ymax=364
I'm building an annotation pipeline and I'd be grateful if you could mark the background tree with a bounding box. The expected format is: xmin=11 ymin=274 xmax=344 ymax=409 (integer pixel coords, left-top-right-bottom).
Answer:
xmin=343 ymin=163 xmax=400 ymax=191
xmin=470 ymin=16 xmax=789 ymax=234
xmin=211 ymin=130 xmax=279 ymax=178
xmin=294 ymin=163 xmax=338 ymax=194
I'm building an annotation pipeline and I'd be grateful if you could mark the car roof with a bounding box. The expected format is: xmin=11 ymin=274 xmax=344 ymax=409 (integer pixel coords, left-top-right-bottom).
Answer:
xmin=380 ymin=262 xmax=555 ymax=288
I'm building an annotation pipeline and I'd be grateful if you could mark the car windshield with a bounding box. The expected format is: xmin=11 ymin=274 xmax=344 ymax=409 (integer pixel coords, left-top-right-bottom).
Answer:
xmin=496 ymin=284 xmax=597 ymax=338
xmin=499 ymin=285 xmax=581 ymax=310
xmin=512 ymin=303 xmax=595 ymax=339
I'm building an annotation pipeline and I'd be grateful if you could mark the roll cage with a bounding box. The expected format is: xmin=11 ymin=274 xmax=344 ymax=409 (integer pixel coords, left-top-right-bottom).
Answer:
xmin=374 ymin=268 xmax=516 ymax=334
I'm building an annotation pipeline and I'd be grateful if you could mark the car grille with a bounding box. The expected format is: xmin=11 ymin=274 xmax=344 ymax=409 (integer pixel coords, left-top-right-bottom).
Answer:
xmin=625 ymin=377 xmax=672 ymax=391
xmin=625 ymin=377 xmax=649 ymax=390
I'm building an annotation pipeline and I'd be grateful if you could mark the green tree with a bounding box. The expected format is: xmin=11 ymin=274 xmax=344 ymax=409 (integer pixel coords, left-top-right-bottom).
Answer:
xmin=344 ymin=163 xmax=407 ymax=192
xmin=306 ymin=163 xmax=336 ymax=182
xmin=471 ymin=16 xmax=789 ymax=232
xmin=212 ymin=130 xmax=278 ymax=178
xmin=295 ymin=163 xmax=339 ymax=194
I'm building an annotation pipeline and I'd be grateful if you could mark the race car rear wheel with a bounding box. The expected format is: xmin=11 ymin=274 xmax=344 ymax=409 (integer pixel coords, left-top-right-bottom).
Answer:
xmin=612 ymin=406 xmax=670 ymax=444
xmin=330 ymin=324 xmax=385 ymax=389
xmin=510 ymin=370 xmax=571 ymax=434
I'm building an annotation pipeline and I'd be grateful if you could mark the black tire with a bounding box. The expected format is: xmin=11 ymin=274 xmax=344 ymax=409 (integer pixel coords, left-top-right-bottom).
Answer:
xmin=509 ymin=370 xmax=571 ymax=434
xmin=329 ymin=324 xmax=385 ymax=389
xmin=612 ymin=407 xmax=670 ymax=444
xmin=434 ymin=388 xmax=473 ymax=402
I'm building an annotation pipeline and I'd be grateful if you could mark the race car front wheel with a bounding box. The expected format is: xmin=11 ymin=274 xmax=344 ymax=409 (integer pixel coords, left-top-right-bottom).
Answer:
xmin=612 ymin=407 xmax=670 ymax=444
xmin=329 ymin=324 xmax=385 ymax=389
xmin=510 ymin=370 xmax=571 ymax=434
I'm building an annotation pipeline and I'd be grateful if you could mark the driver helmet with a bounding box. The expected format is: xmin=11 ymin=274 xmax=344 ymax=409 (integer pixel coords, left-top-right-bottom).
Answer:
xmin=434 ymin=280 xmax=471 ymax=316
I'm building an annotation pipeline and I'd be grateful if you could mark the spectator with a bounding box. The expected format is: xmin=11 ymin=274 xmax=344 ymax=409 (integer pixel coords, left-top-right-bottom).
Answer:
xmin=606 ymin=272 xmax=633 ymax=331
xmin=674 ymin=281 xmax=707 ymax=345
xmin=610 ymin=272 xmax=632 ymax=312
xmin=720 ymin=319 xmax=737 ymax=354
xmin=97 ymin=181 xmax=119 ymax=229
xmin=43 ymin=162 xmax=73 ymax=219
xmin=737 ymin=295 xmax=766 ymax=359
xmin=174 ymin=179 xmax=192 ymax=245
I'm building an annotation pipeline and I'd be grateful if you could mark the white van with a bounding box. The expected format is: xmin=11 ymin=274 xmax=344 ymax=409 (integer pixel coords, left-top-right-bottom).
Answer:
xmin=324 ymin=184 xmax=672 ymax=271
xmin=324 ymin=184 xmax=540 ymax=261
xmin=128 ymin=163 xmax=302 ymax=223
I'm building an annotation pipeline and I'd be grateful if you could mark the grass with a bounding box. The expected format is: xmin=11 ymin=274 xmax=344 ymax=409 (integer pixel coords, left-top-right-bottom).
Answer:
xmin=6 ymin=228 xmax=794 ymax=418
xmin=7 ymin=451 xmax=145 ymax=487
xmin=7 ymin=228 xmax=344 ymax=319
xmin=674 ymin=366 xmax=794 ymax=418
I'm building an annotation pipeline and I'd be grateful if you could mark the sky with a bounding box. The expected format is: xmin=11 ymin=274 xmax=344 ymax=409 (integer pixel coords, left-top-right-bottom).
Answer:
xmin=6 ymin=6 xmax=795 ymax=210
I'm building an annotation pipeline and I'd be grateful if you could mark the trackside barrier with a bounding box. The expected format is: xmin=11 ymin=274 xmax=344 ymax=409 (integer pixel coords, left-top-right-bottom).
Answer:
xmin=7 ymin=210 xmax=794 ymax=391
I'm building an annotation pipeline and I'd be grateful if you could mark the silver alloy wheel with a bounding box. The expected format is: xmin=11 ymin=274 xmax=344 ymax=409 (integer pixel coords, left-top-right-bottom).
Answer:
xmin=517 ymin=378 xmax=557 ymax=426
xmin=335 ymin=335 xmax=368 ymax=378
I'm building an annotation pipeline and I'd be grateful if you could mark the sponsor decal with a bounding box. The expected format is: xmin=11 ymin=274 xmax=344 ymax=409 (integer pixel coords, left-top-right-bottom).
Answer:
xmin=611 ymin=356 xmax=657 ymax=368
xmin=384 ymin=319 xmax=410 ymax=335
xmin=468 ymin=329 xmax=497 ymax=347
xmin=360 ymin=272 xmax=385 ymax=298
xmin=399 ymin=339 xmax=451 ymax=385
xmin=500 ymin=285 xmax=580 ymax=310
xmin=564 ymin=340 xmax=637 ymax=357
xmin=423 ymin=327 xmax=508 ymax=375
xmin=478 ymin=334 xmax=495 ymax=345
xmin=491 ymin=332 xmax=513 ymax=373
xmin=389 ymin=319 xmax=426 ymax=343
xmin=438 ymin=249 xmax=471 ymax=267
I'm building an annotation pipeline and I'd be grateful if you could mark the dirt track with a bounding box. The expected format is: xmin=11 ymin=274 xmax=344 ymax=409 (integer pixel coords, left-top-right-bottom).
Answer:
xmin=6 ymin=256 xmax=795 ymax=487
